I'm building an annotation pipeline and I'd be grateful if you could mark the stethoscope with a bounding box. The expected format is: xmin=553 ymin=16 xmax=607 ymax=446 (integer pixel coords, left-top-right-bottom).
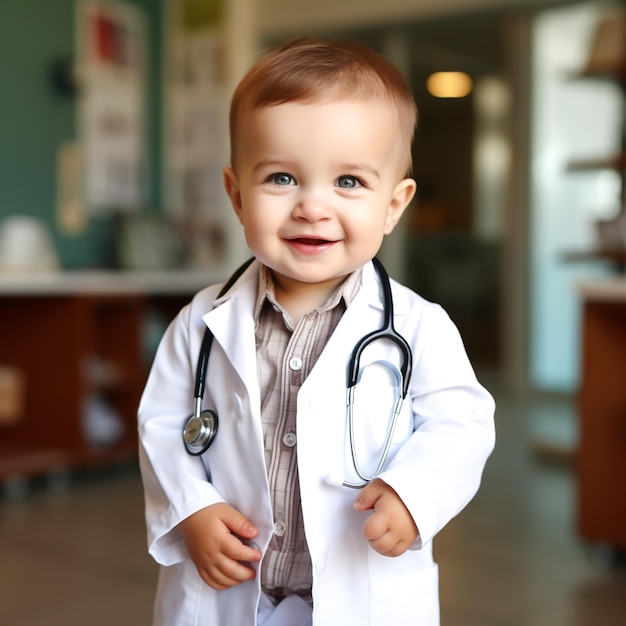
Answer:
xmin=182 ymin=257 xmax=412 ymax=489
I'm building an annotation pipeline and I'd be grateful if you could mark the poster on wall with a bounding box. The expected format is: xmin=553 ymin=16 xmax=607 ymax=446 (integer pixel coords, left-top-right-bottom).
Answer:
xmin=163 ymin=0 xmax=234 ymax=267
xmin=77 ymin=0 xmax=147 ymax=212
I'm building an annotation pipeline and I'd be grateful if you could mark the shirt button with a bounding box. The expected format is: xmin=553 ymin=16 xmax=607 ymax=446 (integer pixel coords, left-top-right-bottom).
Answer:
xmin=289 ymin=356 xmax=302 ymax=371
xmin=283 ymin=432 xmax=297 ymax=447
xmin=274 ymin=521 xmax=286 ymax=536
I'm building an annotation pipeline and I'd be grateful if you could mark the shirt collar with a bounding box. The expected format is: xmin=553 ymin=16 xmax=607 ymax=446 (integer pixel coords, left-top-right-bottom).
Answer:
xmin=254 ymin=263 xmax=362 ymax=322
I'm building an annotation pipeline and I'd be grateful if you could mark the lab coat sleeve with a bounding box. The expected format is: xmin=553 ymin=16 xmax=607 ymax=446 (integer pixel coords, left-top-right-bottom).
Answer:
xmin=378 ymin=298 xmax=496 ymax=549
xmin=138 ymin=297 xmax=225 ymax=566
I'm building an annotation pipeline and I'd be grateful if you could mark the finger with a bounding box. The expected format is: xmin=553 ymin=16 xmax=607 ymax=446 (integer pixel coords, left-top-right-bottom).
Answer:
xmin=202 ymin=569 xmax=236 ymax=591
xmin=218 ymin=556 xmax=257 ymax=584
xmin=200 ymin=562 xmax=239 ymax=590
xmin=222 ymin=508 xmax=259 ymax=540
xmin=223 ymin=533 xmax=262 ymax=563
xmin=366 ymin=533 xmax=392 ymax=555
xmin=353 ymin=481 xmax=384 ymax=511
xmin=361 ymin=511 xmax=388 ymax=542
xmin=203 ymin=556 xmax=257 ymax=589
xmin=203 ymin=502 xmax=256 ymax=536
xmin=384 ymin=539 xmax=412 ymax=557
xmin=377 ymin=537 xmax=412 ymax=557
xmin=363 ymin=524 xmax=404 ymax=554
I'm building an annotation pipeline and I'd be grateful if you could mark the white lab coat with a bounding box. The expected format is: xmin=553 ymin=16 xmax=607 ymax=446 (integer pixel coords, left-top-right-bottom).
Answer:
xmin=138 ymin=259 xmax=495 ymax=626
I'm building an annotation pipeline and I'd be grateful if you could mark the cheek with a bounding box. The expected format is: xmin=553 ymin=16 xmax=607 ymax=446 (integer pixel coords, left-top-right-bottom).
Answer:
xmin=240 ymin=208 xmax=276 ymax=248
xmin=241 ymin=215 xmax=263 ymax=243
xmin=346 ymin=211 xmax=387 ymax=242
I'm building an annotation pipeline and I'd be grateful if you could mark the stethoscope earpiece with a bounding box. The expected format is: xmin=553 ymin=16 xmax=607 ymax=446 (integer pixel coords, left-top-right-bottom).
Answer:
xmin=183 ymin=410 xmax=219 ymax=456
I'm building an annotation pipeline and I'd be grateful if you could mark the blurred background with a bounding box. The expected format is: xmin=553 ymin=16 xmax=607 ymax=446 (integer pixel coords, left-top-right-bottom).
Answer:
xmin=1 ymin=0 xmax=626 ymax=624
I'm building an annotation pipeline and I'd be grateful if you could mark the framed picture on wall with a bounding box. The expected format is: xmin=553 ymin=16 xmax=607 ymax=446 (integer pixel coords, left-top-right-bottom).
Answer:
xmin=77 ymin=0 xmax=147 ymax=212
xmin=162 ymin=0 xmax=236 ymax=268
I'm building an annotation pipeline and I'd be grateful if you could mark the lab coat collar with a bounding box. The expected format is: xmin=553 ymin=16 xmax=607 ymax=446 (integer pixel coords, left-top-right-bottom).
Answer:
xmin=361 ymin=258 xmax=411 ymax=317
xmin=201 ymin=259 xmax=260 ymax=392
xmin=203 ymin=256 xmax=411 ymax=356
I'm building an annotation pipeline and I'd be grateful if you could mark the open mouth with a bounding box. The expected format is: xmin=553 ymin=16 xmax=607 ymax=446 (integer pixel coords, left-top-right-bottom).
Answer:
xmin=291 ymin=237 xmax=332 ymax=245
xmin=287 ymin=237 xmax=337 ymax=255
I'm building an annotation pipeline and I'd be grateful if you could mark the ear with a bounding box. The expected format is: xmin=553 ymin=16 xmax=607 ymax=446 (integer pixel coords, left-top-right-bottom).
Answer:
xmin=384 ymin=178 xmax=417 ymax=235
xmin=223 ymin=166 xmax=244 ymax=224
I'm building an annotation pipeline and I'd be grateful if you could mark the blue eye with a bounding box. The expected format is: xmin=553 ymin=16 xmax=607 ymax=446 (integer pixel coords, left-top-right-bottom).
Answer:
xmin=269 ymin=173 xmax=295 ymax=186
xmin=337 ymin=176 xmax=362 ymax=189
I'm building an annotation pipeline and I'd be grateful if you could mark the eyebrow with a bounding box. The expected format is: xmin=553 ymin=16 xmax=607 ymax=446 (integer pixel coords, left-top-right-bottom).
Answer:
xmin=337 ymin=163 xmax=381 ymax=179
xmin=251 ymin=159 xmax=288 ymax=173
xmin=252 ymin=159 xmax=381 ymax=179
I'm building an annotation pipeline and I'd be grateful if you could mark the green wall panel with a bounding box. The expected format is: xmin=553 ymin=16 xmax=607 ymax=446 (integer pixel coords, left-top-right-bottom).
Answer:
xmin=0 ymin=0 xmax=161 ymax=269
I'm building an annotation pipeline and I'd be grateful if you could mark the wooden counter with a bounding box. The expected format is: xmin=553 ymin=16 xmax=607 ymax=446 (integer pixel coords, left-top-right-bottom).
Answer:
xmin=577 ymin=278 xmax=626 ymax=550
xmin=0 ymin=269 xmax=222 ymax=296
xmin=0 ymin=269 xmax=223 ymax=484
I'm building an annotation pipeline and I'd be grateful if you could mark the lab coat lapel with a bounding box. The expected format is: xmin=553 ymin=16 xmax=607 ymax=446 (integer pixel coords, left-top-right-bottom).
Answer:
xmin=316 ymin=260 xmax=390 ymax=369
xmin=201 ymin=264 xmax=260 ymax=406
xmin=300 ymin=260 xmax=408 ymax=447
xmin=298 ymin=262 xmax=387 ymax=446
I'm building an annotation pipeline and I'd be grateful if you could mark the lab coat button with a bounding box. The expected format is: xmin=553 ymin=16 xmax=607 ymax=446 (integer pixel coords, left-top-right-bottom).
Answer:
xmin=289 ymin=356 xmax=302 ymax=371
xmin=274 ymin=521 xmax=286 ymax=536
xmin=283 ymin=432 xmax=296 ymax=447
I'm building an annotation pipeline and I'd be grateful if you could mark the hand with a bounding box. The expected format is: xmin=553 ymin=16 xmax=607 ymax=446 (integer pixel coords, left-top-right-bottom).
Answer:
xmin=177 ymin=503 xmax=262 ymax=590
xmin=353 ymin=479 xmax=419 ymax=557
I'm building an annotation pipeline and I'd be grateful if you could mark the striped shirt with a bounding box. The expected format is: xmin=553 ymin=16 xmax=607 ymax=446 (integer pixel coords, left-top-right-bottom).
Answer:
xmin=254 ymin=263 xmax=361 ymax=603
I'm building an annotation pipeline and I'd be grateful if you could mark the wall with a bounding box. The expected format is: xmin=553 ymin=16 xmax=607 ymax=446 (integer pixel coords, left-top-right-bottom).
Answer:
xmin=529 ymin=2 xmax=621 ymax=391
xmin=0 ymin=0 xmax=566 ymax=277
xmin=0 ymin=0 xmax=162 ymax=269
xmin=256 ymin=0 xmax=571 ymax=36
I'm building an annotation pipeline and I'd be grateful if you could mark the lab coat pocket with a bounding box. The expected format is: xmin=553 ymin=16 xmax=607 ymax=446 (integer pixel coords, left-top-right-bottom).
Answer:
xmin=369 ymin=560 xmax=440 ymax=625
xmin=154 ymin=560 xmax=204 ymax=626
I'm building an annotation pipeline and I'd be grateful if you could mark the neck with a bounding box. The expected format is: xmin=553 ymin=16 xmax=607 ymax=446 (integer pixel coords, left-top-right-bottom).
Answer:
xmin=271 ymin=273 xmax=345 ymax=325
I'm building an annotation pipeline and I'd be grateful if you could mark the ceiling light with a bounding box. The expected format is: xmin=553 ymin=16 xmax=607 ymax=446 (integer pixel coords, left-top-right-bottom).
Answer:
xmin=426 ymin=71 xmax=473 ymax=98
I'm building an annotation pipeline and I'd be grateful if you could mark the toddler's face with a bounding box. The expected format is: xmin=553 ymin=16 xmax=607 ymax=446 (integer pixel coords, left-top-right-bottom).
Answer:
xmin=224 ymin=98 xmax=416 ymax=298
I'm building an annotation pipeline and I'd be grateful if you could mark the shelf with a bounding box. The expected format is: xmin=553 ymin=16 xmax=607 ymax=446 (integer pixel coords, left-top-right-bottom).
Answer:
xmin=569 ymin=13 xmax=626 ymax=87
xmin=568 ymin=64 xmax=626 ymax=85
xmin=0 ymin=445 xmax=72 ymax=481
xmin=566 ymin=154 xmax=626 ymax=173
xmin=72 ymin=438 xmax=140 ymax=468
xmin=0 ymin=439 xmax=139 ymax=482
xmin=0 ymin=269 xmax=223 ymax=296
xmin=569 ymin=9 xmax=626 ymax=551
xmin=578 ymin=277 xmax=626 ymax=303
xmin=561 ymin=249 xmax=626 ymax=266
xmin=0 ymin=287 xmax=206 ymax=483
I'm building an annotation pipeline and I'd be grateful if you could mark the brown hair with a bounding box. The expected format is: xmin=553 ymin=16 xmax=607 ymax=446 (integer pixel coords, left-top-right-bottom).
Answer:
xmin=229 ymin=37 xmax=418 ymax=176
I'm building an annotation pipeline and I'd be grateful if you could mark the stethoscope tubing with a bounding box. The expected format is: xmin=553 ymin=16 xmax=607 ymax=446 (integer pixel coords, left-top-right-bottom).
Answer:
xmin=192 ymin=256 xmax=254 ymax=402
xmin=347 ymin=258 xmax=412 ymax=400
xmin=184 ymin=257 xmax=413 ymax=487
xmin=346 ymin=359 xmax=405 ymax=487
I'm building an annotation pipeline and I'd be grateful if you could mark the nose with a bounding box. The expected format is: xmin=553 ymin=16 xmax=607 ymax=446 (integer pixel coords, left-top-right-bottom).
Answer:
xmin=292 ymin=191 xmax=332 ymax=222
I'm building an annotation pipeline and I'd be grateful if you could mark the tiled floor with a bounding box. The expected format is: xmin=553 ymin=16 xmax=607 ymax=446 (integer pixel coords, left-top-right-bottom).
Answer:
xmin=1 ymin=386 xmax=625 ymax=625
xmin=435 ymin=388 xmax=626 ymax=626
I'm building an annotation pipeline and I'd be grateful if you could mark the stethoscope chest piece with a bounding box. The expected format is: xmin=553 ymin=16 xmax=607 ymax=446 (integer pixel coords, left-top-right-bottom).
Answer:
xmin=183 ymin=410 xmax=218 ymax=456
